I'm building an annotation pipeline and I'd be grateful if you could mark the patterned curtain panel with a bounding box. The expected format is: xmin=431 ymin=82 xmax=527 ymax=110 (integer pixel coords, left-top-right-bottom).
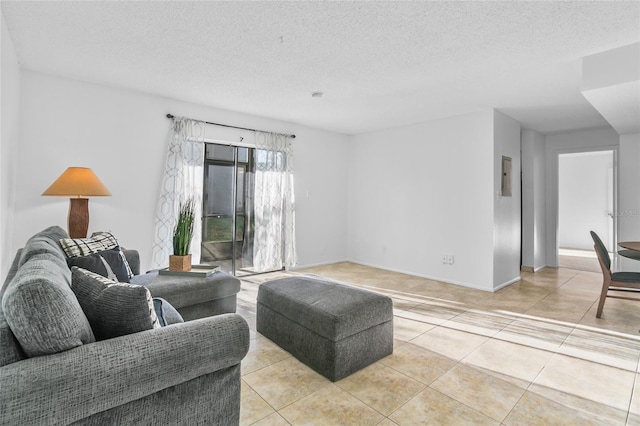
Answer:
xmin=151 ymin=118 xmax=205 ymax=269
xmin=253 ymin=132 xmax=297 ymax=272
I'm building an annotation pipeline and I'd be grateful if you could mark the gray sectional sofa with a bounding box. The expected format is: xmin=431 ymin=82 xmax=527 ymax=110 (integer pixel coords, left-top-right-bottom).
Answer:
xmin=0 ymin=226 xmax=249 ymax=425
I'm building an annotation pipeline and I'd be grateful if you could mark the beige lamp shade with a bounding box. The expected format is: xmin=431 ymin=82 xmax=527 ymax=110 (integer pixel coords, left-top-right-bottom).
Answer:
xmin=42 ymin=167 xmax=111 ymax=197
xmin=42 ymin=167 xmax=111 ymax=238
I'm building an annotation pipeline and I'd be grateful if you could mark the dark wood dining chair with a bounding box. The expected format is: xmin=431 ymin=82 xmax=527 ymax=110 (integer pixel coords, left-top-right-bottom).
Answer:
xmin=590 ymin=231 xmax=640 ymax=318
xmin=618 ymin=249 xmax=640 ymax=261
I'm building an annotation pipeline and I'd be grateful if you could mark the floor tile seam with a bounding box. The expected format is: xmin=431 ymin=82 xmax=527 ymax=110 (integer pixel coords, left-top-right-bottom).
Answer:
xmin=241 ymin=353 xmax=294 ymax=378
xmin=425 ymin=384 xmax=502 ymax=423
xmin=523 ymin=382 xmax=629 ymax=425
xmin=625 ymin=372 xmax=639 ymax=426
xmin=572 ymin=321 xmax=640 ymax=343
xmin=429 ymin=365 xmax=527 ymax=424
xmin=531 ymin=350 xmax=638 ymax=395
xmin=550 ymin=316 xmax=578 ymax=360
xmin=334 ymin=378 xmax=427 ymax=419
xmin=562 ymin=311 xmax=640 ymax=366
xmin=401 ymin=304 xmax=469 ymax=321
xmin=432 ymin=321 xmax=512 ymax=344
xmin=241 ymin=379 xmax=282 ymax=421
xmin=270 ymin=381 xmax=335 ymax=414
xmin=556 ymin=342 xmax=640 ymax=372
xmin=439 ymin=313 xmax=516 ymax=338
xmin=554 ymin=343 xmax=640 ymax=369
xmin=379 ymin=358 xmax=455 ymax=387
xmin=246 ymin=411 xmax=278 ymax=426
xmin=488 ymin=329 xmax=640 ymax=375
xmin=393 ymin=313 xmax=447 ymax=333
xmin=458 ymin=336 xmax=554 ymax=385
xmin=389 ymin=291 xmax=456 ymax=307
xmin=482 ymin=318 xmax=640 ymax=364
xmin=383 ymin=385 xmax=431 ymax=422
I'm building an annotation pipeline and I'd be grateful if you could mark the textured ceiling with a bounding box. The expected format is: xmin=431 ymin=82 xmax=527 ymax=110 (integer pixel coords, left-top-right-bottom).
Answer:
xmin=2 ymin=1 xmax=639 ymax=135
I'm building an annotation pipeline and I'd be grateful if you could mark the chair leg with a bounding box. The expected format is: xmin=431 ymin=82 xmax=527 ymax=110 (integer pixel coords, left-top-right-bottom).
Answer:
xmin=595 ymin=279 xmax=610 ymax=318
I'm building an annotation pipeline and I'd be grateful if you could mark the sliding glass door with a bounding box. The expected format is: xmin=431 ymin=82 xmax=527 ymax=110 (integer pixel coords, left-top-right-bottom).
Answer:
xmin=200 ymin=143 xmax=282 ymax=276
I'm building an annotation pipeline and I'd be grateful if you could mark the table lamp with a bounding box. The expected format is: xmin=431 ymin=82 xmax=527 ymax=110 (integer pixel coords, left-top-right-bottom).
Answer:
xmin=42 ymin=167 xmax=111 ymax=238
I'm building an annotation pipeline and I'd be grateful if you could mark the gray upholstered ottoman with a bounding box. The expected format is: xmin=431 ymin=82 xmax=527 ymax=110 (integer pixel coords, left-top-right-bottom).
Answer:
xmin=256 ymin=276 xmax=393 ymax=381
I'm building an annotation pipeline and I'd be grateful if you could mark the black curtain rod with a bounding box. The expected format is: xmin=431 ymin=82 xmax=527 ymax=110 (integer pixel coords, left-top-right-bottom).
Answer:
xmin=166 ymin=114 xmax=296 ymax=139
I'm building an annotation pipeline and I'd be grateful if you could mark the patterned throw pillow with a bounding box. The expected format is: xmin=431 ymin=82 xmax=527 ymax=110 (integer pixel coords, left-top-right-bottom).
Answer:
xmin=70 ymin=267 xmax=160 ymax=340
xmin=60 ymin=232 xmax=134 ymax=280
xmin=66 ymin=248 xmax=130 ymax=283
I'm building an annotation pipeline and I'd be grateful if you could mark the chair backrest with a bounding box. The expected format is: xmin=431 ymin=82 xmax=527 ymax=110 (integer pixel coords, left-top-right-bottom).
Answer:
xmin=590 ymin=231 xmax=611 ymax=271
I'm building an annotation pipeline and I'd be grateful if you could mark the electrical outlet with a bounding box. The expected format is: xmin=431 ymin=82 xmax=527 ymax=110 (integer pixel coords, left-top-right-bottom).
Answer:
xmin=442 ymin=254 xmax=455 ymax=265
xmin=442 ymin=254 xmax=454 ymax=265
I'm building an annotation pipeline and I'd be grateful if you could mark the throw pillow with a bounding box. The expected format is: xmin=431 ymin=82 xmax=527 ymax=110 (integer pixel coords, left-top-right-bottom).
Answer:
xmin=60 ymin=232 xmax=134 ymax=280
xmin=71 ymin=267 xmax=160 ymax=340
xmin=66 ymin=248 xmax=130 ymax=283
xmin=153 ymin=298 xmax=184 ymax=326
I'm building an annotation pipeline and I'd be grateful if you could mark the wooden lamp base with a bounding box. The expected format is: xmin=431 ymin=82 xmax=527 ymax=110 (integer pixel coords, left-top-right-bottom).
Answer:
xmin=68 ymin=198 xmax=90 ymax=238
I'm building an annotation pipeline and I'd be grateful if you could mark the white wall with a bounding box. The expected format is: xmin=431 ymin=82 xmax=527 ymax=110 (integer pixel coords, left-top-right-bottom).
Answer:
xmin=558 ymin=151 xmax=613 ymax=250
xmin=492 ymin=111 xmax=521 ymax=289
xmin=618 ymin=132 xmax=640 ymax=272
xmin=0 ymin=11 xmax=21 ymax=281
xmin=13 ymin=71 xmax=349 ymax=273
xmin=544 ymin=126 xmax=619 ymax=266
xmin=521 ymin=129 xmax=546 ymax=271
xmin=293 ymin=126 xmax=349 ymax=269
xmin=348 ymin=110 xmax=496 ymax=290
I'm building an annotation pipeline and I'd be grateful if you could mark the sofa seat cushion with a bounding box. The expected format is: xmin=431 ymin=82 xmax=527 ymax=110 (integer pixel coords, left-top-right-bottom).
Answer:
xmin=71 ymin=267 xmax=160 ymax=340
xmin=2 ymin=257 xmax=96 ymax=357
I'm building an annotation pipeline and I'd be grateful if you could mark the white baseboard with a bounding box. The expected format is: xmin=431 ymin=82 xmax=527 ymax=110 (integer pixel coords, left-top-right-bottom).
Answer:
xmin=293 ymin=259 xmax=523 ymax=293
xmin=345 ymin=260 xmax=493 ymax=292
xmin=493 ymin=276 xmax=521 ymax=292
xmin=290 ymin=259 xmax=349 ymax=271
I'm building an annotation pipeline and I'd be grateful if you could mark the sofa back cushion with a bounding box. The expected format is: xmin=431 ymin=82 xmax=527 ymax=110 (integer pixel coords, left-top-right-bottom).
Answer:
xmin=18 ymin=226 xmax=69 ymax=267
xmin=1 ymin=227 xmax=95 ymax=358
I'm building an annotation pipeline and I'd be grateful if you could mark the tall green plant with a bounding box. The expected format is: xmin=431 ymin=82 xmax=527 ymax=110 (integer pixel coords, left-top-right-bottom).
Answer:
xmin=173 ymin=198 xmax=196 ymax=256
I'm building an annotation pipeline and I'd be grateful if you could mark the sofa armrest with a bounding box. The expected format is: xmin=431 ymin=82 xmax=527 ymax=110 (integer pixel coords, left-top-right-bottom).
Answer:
xmin=122 ymin=249 xmax=140 ymax=276
xmin=0 ymin=313 xmax=249 ymax=425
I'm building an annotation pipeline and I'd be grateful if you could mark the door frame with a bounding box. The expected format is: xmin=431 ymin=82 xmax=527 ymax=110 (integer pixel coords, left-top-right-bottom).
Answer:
xmin=550 ymin=146 xmax=619 ymax=267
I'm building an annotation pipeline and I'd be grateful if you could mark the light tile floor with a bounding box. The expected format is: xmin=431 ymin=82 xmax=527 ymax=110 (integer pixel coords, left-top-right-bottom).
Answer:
xmin=236 ymin=262 xmax=640 ymax=425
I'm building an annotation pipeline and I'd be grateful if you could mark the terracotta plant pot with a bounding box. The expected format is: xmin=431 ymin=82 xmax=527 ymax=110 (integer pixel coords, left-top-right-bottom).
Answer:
xmin=169 ymin=254 xmax=192 ymax=272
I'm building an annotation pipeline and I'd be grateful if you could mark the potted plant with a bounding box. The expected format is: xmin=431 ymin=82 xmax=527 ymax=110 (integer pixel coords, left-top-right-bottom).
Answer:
xmin=169 ymin=198 xmax=196 ymax=271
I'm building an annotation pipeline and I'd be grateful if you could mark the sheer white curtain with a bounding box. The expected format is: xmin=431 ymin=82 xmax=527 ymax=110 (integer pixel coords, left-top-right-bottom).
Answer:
xmin=151 ymin=118 xmax=205 ymax=269
xmin=253 ymin=132 xmax=297 ymax=272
